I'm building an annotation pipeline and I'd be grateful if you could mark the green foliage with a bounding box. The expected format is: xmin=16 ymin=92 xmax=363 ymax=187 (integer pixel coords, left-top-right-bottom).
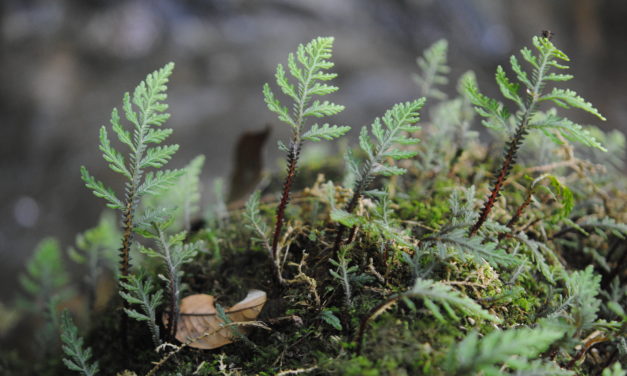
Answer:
xmin=60 ymin=310 xmax=99 ymax=376
xmin=355 ymin=99 xmax=424 ymax=177
xmin=244 ymin=190 xmax=271 ymax=254
xmin=559 ymin=266 xmax=602 ymax=333
xmin=81 ymin=62 xmax=182 ymax=208
xmin=602 ymin=363 xmax=626 ymax=376
xmin=20 ymin=238 xmax=70 ymax=303
xmin=413 ymin=39 xmax=450 ymax=99
xmin=445 ymin=326 xmax=567 ymax=375
xmin=119 ymin=273 xmax=163 ymax=347
xmin=406 ymin=278 xmax=500 ymax=323
xmin=146 ymin=155 xmax=205 ymax=231
xmin=263 ymin=36 xmax=348 ymax=138
xmin=136 ymin=214 xmax=203 ymax=338
xmin=329 ymin=246 xmax=372 ymax=307
xmin=413 ymin=188 xmax=517 ymax=267
xmin=68 ymin=211 xmax=120 ymax=305
xmin=464 ymin=36 xmax=605 ymax=150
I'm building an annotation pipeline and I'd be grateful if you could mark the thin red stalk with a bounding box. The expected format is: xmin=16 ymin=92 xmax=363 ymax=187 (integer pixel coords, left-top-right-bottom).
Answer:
xmin=271 ymin=140 xmax=302 ymax=262
xmin=118 ymin=188 xmax=136 ymax=350
xmin=498 ymin=188 xmax=534 ymax=241
xmin=469 ymin=121 xmax=529 ymax=236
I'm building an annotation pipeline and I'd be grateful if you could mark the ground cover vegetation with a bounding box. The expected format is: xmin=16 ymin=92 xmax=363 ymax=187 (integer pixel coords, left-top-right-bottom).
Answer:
xmin=2 ymin=34 xmax=626 ymax=376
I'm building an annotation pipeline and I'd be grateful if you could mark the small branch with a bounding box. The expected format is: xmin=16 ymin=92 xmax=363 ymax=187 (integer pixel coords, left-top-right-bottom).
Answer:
xmin=271 ymin=140 xmax=302 ymax=283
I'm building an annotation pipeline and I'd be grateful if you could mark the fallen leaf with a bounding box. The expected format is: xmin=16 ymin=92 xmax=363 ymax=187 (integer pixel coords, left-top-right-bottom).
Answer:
xmin=227 ymin=126 xmax=271 ymax=204
xmin=165 ymin=289 xmax=267 ymax=349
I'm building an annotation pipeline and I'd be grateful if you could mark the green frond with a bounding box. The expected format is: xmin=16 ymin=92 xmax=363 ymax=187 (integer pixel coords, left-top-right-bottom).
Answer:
xmin=331 ymin=208 xmax=366 ymax=228
xmin=20 ymin=238 xmax=69 ymax=299
xmin=563 ymin=265 xmax=602 ymax=331
xmin=132 ymin=62 xmax=174 ymax=125
xmin=110 ymin=108 xmax=133 ymax=150
xmin=99 ymin=126 xmax=131 ymax=179
xmin=80 ymin=166 xmax=124 ymax=210
xmin=303 ymin=100 xmax=345 ymax=118
xmin=302 ymin=123 xmax=351 ymax=141
xmin=540 ymin=88 xmax=606 ymax=120
xmin=407 ymin=278 xmax=500 ymax=323
xmin=60 ymin=310 xmax=99 ymax=376
xmin=137 ymin=169 xmax=184 ymax=197
xmin=119 ymin=273 xmax=163 ymax=347
xmin=263 ymin=83 xmax=295 ymax=128
xmin=264 ymin=36 xmax=346 ymax=141
xmin=529 ymin=109 xmax=606 ymax=151
xmin=143 ymin=128 xmax=174 ymax=144
xmin=463 ymin=77 xmax=510 ymax=131
xmin=445 ymin=326 xmax=565 ymax=375
xmin=495 ymin=65 xmax=523 ymax=109
xmin=139 ymin=144 xmax=180 ymax=169
xmin=413 ymin=39 xmax=450 ymax=99
xmin=357 ymin=99 xmax=424 ymax=177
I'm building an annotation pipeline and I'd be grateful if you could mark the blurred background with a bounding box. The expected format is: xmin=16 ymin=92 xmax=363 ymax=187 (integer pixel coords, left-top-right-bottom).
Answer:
xmin=1 ymin=0 xmax=626 ymax=301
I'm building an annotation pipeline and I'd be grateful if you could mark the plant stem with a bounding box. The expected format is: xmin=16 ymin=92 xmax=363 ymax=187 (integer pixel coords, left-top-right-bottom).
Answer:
xmin=469 ymin=47 xmax=551 ymax=236
xmin=332 ymin=160 xmax=374 ymax=255
xmin=156 ymin=226 xmax=179 ymax=340
xmin=271 ymin=139 xmax=302 ymax=281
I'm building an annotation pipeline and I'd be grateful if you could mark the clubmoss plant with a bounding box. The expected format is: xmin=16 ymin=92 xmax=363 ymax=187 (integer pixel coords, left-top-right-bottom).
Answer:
xmin=4 ymin=35 xmax=625 ymax=376
xmin=80 ymin=62 xmax=182 ymax=344
xmin=465 ymin=35 xmax=606 ymax=236
xmin=119 ymin=272 xmax=163 ymax=348
xmin=60 ymin=310 xmax=99 ymax=376
xmin=80 ymin=62 xmax=182 ymax=283
xmin=332 ymin=99 xmax=425 ymax=254
xmin=263 ymin=36 xmax=350 ymax=279
xmin=135 ymin=214 xmax=203 ymax=339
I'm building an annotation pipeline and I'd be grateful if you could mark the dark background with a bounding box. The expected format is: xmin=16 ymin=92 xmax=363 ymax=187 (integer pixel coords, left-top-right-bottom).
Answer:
xmin=1 ymin=0 xmax=626 ymax=301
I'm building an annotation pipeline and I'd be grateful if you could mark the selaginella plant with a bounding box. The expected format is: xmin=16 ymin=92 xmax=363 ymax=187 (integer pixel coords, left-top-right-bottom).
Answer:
xmin=263 ymin=36 xmax=350 ymax=279
xmin=5 ymin=34 xmax=625 ymax=376
xmin=80 ymin=62 xmax=182 ymax=283
xmin=464 ymin=35 xmax=606 ymax=236
xmin=331 ymin=99 xmax=424 ymax=253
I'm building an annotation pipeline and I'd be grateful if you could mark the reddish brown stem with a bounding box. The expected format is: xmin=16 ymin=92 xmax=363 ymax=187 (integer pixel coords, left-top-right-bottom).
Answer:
xmin=332 ymin=160 xmax=373 ymax=255
xmin=469 ymin=121 xmax=529 ymax=236
xmin=271 ymin=140 xmax=302 ymax=262
xmin=118 ymin=188 xmax=136 ymax=356
xmin=498 ymin=188 xmax=534 ymax=241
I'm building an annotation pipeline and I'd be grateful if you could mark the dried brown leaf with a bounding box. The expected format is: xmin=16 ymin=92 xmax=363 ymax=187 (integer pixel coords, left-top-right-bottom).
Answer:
xmin=165 ymin=289 xmax=267 ymax=349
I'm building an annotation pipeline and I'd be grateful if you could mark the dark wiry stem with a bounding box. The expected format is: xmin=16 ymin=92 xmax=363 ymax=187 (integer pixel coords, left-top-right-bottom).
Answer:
xmin=332 ymin=160 xmax=374 ymax=255
xmin=271 ymin=140 xmax=302 ymax=275
xmin=498 ymin=187 xmax=534 ymax=241
xmin=469 ymin=122 xmax=529 ymax=236
xmin=119 ymin=187 xmax=136 ymax=351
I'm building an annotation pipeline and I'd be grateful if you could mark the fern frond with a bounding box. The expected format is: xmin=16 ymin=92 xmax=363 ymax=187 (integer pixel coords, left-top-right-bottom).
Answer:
xmin=82 ymin=63 xmax=181 ymax=290
xmin=264 ymin=36 xmax=346 ymax=136
xmin=468 ymin=35 xmax=606 ymax=235
xmin=408 ymin=278 xmax=500 ymax=323
xmin=60 ymin=310 xmax=99 ymax=376
xmin=20 ymin=238 xmax=71 ymax=307
xmin=332 ymin=99 xmax=424 ymax=252
xmin=413 ymin=39 xmax=450 ymax=99
xmin=562 ymin=265 xmax=602 ymax=332
xmin=264 ymin=37 xmax=349 ymax=272
xmin=119 ymin=273 xmax=163 ymax=347
xmin=80 ymin=167 xmax=124 ymax=210
xmin=302 ymin=123 xmax=351 ymax=141
xmin=445 ymin=326 xmax=565 ymax=375
xmin=244 ymin=190 xmax=272 ymax=257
